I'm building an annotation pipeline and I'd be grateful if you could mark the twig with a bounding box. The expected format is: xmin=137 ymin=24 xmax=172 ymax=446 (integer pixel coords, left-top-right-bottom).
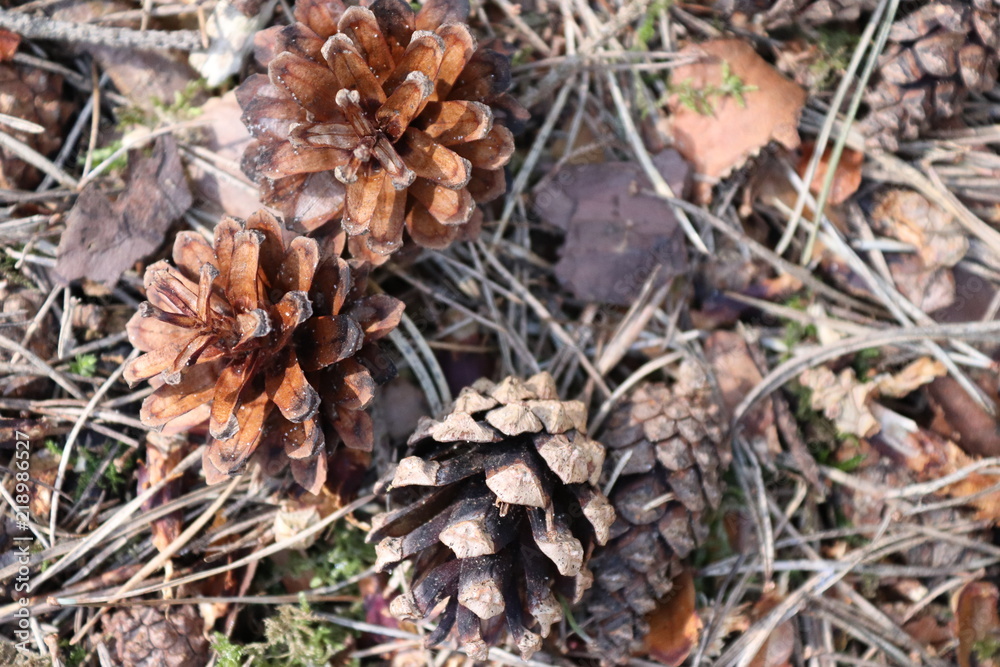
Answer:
xmin=0 ymin=10 xmax=206 ymax=51
xmin=48 ymin=350 xmax=139 ymax=545
xmin=0 ymin=128 xmax=78 ymax=189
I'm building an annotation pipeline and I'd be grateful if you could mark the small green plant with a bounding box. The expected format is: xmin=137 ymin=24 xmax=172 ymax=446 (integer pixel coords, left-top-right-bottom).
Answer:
xmin=211 ymin=603 xmax=356 ymax=667
xmin=152 ymin=78 xmax=209 ymax=121
xmin=69 ymin=353 xmax=98 ymax=377
xmin=974 ymin=635 xmax=1000 ymax=662
xmin=634 ymin=0 xmax=672 ymax=50
xmin=0 ymin=251 xmax=31 ymax=287
xmin=287 ymin=526 xmax=373 ymax=589
xmin=74 ymin=441 xmax=131 ymax=501
xmin=810 ymin=28 xmax=860 ymax=89
xmin=81 ymin=140 xmax=128 ymax=172
xmin=667 ymin=61 xmax=758 ymax=115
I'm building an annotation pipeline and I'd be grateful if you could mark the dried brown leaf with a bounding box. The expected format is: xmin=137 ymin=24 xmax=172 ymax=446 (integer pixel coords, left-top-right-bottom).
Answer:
xmin=533 ymin=150 xmax=690 ymax=305
xmin=955 ymin=581 xmax=1000 ymax=667
xmin=796 ymin=141 xmax=863 ymax=206
xmin=643 ymin=569 xmax=702 ymax=666
xmin=56 ymin=137 xmax=193 ymax=285
xmin=668 ymin=39 xmax=806 ymax=195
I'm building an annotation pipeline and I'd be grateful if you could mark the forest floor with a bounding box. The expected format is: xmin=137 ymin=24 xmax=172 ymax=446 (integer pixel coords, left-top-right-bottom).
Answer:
xmin=3 ymin=0 xmax=1000 ymax=666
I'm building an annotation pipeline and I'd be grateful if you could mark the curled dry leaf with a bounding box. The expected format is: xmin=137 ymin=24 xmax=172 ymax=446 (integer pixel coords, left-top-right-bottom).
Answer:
xmin=667 ymin=39 xmax=806 ymax=199
xmin=954 ymin=581 xmax=1000 ymax=667
xmin=238 ymin=0 xmax=523 ymax=252
xmin=643 ymin=569 xmax=702 ymax=667
xmin=705 ymin=331 xmax=780 ymax=458
xmin=139 ymin=432 xmax=187 ymax=554
xmin=796 ymin=141 xmax=863 ymax=206
xmin=55 ymin=137 xmax=194 ymax=285
xmin=873 ymin=190 xmax=968 ymax=270
xmin=800 ymin=358 xmax=946 ymax=440
xmin=533 ymin=150 xmax=689 ymax=306
xmin=871 ymin=190 xmax=968 ymax=313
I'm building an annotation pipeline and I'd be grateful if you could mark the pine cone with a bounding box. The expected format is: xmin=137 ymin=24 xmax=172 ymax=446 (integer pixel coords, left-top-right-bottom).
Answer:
xmin=103 ymin=605 xmax=209 ymax=667
xmin=0 ymin=63 xmax=69 ymax=190
xmin=585 ymin=365 xmax=729 ymax=664
xmin=237 ymin=0 xmax=523 ymax=254
xmin=124 ymin=210 xmax=404 ymax=493
xmin=861 ymin=1 xmax=1000 ymax=150
xmin=367 ymin=373 xmax=615 ymax=660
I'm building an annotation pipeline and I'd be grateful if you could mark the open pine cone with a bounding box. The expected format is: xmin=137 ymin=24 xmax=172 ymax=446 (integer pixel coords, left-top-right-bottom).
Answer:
xmin=585 ymin=363 xmax=729 ymax=664
xmin=124 ymin=210 xmax=403 ymax=493
xmin=861 ymin=0 xmax=1000 ymax=150
xmin=103 ymin=605 xmax=208 ymax=667
xmin=367 ymin=373 xmax=614 ymax=660
xmin=0 ymin=63 xmax=70 ymax=190
xmin=237 ymin=0 xmax=523 ymax=254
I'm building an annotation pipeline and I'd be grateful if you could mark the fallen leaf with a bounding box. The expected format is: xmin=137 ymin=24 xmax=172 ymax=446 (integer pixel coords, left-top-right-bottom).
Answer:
xmin=705 ymin=331 xmax=781 ymax=458
xmin=928 ymin=375 xmax=1000 ymax=458
xmin=800 ymin=366 xmax=879 ymax=439
xmin=796 ymin=141 xmax=863 ymax=206
xmin=887 ymin=253 xmax=957 ymax=313
xmin=644 ymin=569 xmax=702 ymax=666
xmin=873 ymin=190 xmax=968 ymax=271
xmin=55 ymin=136 xmax=193 ymax=285
xmin=533 ymin=150 xmax=690 ymax=305
xmin=954 ymin=581 xmax=1000 ymax=667
xmin=667 ymin=39 xmax=806 ymax=197
xmin=875 ymin=357 xmax=947 ymax=398
xmin=185 ymin=91 xmax=261 ymax=219
xmin=800 ymin=358 xmax=946 ymax=440
xmin=138 ymin=432 xmax=185 ymax=554
xmin=0 ymin=29 xmax=19 ymax=62
xmin=748 ymin=592 xmax=795 ymax=667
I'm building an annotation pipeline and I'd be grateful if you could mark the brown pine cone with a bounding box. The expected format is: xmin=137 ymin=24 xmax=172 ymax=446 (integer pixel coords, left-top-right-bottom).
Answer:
xmin=367 ymin=373 xmax=615 ymax=660
xmin=0 ymin=64 xmax=70 ymax=190
xmin=861 ymin=1 xmax=1000 ymax=150
xmin=585 ymin=363 xmax=729 ymax=664
xmin=124 ymin=210 xmax=403 ymax=493
xmin=103 ymin=605 xmax=209 ymax=667
xmin=237 ymin=0 xmax=523 ymax=254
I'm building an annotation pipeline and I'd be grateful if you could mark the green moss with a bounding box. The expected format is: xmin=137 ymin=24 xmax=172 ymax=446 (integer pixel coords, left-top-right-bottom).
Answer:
xmin=286 ymin=526 xmax=373 ymax=590
xmin=211 ymin=603 xmax=357 ymax=667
